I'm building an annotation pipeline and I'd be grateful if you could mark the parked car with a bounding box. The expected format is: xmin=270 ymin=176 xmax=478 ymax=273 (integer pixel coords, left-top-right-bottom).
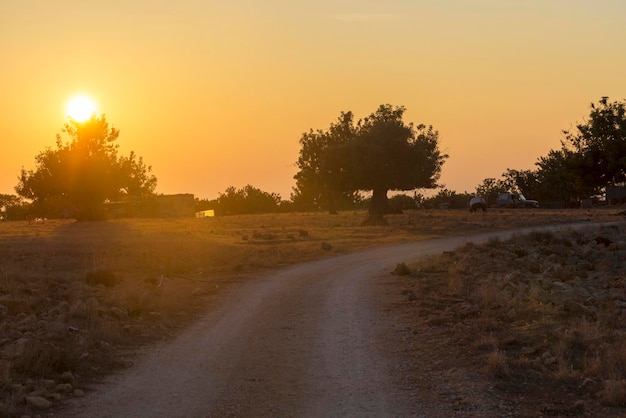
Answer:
xmin=468 ymin=197 xmax=487 ymax=212
xmin=496 ymin=193 xmax=539 ymax=208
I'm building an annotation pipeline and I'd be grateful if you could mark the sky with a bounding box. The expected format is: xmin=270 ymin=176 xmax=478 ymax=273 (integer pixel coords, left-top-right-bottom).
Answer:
xmin=1 ymin=0 xmax=626 ymax=200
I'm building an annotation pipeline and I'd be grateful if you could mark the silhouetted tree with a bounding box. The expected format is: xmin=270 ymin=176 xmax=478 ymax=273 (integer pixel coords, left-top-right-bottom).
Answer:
xmin=502 ymin=169 xmax=541 ymax=199
xmin=0 ymin=194 xmax=28 ymax=220
xmin=475 ymin=178 xmax=508 ymax=206
xmin=561 ymin=97 xmax=626 ymax=194
xmin=216 ymin=185 xmax=281 ymax=215
xmin=0 ymin=194 xmax=21 ymax=211
xmin=529 ymin=149 xmax=579 ymax=206
xmin=320 ymin=104 xmax=447 ymax=224
xmin=292 ymin=112 xmax=362 ymax=213
xmin=15 ymin=115 xmax=156 ymax=220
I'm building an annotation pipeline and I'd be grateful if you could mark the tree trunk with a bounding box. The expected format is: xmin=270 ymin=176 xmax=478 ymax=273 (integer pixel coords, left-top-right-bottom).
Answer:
xmin=363 ymin=188 xmax=389 ymax=226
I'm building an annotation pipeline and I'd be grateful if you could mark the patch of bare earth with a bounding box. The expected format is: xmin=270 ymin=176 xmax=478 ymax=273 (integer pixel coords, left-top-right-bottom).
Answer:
xmin=383 ymin=223 xmax=626 ymax=417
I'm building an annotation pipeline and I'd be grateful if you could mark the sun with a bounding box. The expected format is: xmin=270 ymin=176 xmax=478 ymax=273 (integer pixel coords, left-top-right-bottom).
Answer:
xmin=66 ymin=95 xmax=97 ymax=122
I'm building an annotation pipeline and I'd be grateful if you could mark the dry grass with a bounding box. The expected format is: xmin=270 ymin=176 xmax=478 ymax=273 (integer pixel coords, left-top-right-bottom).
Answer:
xmin=0 ymin=207 xmax=621 ymax=415
xmin=399 ymin=217 xmax=626 ymax=414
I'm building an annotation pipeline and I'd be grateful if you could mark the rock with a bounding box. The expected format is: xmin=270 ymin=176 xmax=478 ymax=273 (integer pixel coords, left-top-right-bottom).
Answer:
xmin=41 ymin=379 xmax=56 ymax=389
xmin=73 ymin=389 xmax=85 ymax=397
xmin=544 ymin=356 xmax=558 ymax=365
xmin=25 ymin=396 xmax=51 ymax=410
xmin=55 ymin=383 xmax=73 ymax=393
xmin=28 ymin=388 xmax=46 ymax=397
xmin=321 ymin=242 xmax=333 ymax=251
xmin=45 ymin=392 xmax=63 ymax=401
xmin=580 ymin=378 xmax=596 ymax=388
xmin=59 ymin=371 xmax=75 ymax=384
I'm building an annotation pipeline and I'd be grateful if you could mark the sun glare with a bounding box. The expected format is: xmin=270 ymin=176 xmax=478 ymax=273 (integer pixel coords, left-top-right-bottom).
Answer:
xmin=66 ymin=95 xmax=97 ymax=122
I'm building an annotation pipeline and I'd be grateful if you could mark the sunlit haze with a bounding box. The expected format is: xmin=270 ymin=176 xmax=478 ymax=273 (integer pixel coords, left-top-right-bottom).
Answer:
xmin=1 ymin=1 xmax=625 ymax=200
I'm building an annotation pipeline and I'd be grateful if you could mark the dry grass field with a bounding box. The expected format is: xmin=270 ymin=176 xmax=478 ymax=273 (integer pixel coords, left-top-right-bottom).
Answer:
xmin=386 ymin=211 xmax=626 ymax=417
xmin=0 ymin=208 xmax=623 ymax=416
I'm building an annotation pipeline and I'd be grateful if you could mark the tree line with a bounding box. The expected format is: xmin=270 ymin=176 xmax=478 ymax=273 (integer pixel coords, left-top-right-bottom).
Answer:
xmin=468 ymin=97 xmax=626 ymax=208
xmin=1 ymin=97 xmax=625 ymax=222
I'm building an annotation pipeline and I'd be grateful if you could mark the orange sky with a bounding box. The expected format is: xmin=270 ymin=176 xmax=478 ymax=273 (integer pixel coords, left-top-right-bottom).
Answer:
xmin=1 ymin=1 xmax=625 ymax=200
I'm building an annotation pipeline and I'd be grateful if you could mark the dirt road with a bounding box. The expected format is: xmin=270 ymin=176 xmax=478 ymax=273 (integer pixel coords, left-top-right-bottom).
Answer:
xmin=58 ymin=226 xmax=591 ymax=417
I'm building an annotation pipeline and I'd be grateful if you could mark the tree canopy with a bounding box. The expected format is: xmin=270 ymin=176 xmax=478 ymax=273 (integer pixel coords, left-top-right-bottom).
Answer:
xmin=292 ymin=111 xmax=362 ymax=212
xmin=294 ymin=104 xmax=447 ymax=224
xmin=561 ymin=96 xmax=626 ymax=195
xmin=15 ymin=115 xmax=156 ymax=220
xmin=216 ymin=185 xmax=282 ymax=215
xmin=472 ymin=97 xmax=626 ymax=208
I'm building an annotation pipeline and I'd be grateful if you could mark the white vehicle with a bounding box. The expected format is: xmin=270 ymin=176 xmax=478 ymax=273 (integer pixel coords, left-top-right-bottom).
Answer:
xmin=468 ymin=197 xmax=487 ymax=212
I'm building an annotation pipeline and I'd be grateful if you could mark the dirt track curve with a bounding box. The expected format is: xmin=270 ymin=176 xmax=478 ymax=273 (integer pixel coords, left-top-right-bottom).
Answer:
xmin=58 ymin=225 xmax=601 ymax=417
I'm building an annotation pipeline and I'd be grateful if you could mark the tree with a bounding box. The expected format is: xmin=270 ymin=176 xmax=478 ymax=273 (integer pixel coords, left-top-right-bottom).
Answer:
xmin=562 ymin=96 xmax=626 ymax=194
xmin=0 ymin=194 xmax=26 ymax=220
xmin=292 ymin=112 xmax=362 ymax=213
xmin=533 ymin=149 xmax=582 ymax=206
xmin=322 ymin=104 xmax=447 ymax=224
xmin=502 ymin=169 xmax=540 ymax=198
xmin=475 ymin=178 xmax=508 ymax=206
xmin=216 ymin=185 xmax=281 ymax=215
xmin=0 ymin=194 xmax=21 ymax=211
xmin=15 ymin=115 xmax=156 ymax=220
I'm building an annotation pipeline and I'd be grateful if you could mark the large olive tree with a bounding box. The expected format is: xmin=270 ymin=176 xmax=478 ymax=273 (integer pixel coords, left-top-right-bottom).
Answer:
xmin=295 ymin=104 xmax=447 ymax=224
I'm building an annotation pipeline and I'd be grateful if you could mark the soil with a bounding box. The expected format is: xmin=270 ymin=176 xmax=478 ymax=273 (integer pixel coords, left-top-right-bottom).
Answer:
xmin=50 ymin=223 xmax=626 ymax=417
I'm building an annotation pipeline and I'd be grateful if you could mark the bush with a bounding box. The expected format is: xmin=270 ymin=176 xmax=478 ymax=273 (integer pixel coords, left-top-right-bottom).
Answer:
xmin=389 ymin=194 xmax=417 ymax=212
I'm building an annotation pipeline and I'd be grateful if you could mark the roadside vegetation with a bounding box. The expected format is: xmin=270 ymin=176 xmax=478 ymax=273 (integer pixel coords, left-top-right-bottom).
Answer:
xmin=395 ymin=220 xmax=626 ymax=416
xmin=6 ymin=97 xmax=626 ymax=224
